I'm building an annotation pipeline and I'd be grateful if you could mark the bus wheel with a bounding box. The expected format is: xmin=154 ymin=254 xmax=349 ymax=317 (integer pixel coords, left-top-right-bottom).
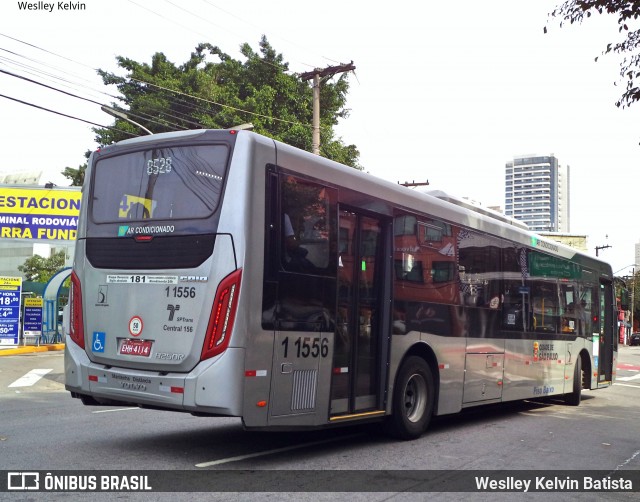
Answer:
xmin=564 ymin=357 xmax=582 ymax=406
xmin=387 ymin=356 xmax=434 ymax=440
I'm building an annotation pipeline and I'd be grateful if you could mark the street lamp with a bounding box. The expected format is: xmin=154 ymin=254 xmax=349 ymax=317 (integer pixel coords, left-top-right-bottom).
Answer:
xmin=101 ymin=106 xmax=152 ymax=135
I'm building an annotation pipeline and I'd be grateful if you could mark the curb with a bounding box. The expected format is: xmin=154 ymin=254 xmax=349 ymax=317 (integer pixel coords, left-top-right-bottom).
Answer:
xmin=0 ymin=344 xmax=65 ymax=356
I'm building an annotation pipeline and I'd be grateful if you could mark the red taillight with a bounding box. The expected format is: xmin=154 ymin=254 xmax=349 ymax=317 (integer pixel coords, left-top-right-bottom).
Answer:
xmin=201 ymin=269 xmax=242 ymax=361
xmin=70 ymin=271 xmax=85 ymax=349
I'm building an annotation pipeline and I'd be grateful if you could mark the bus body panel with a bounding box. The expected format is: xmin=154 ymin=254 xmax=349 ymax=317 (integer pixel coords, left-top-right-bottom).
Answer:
xmin=421 ymin=334 xmax=466 ymax=416
xmin=248 ymin=329 xmax=335 ymax=429
xmin=79 ymin=234 xmax=236 ymax=373
xmin=65 ymin=331 xmax=91 ymax=391
xmin=66 ymin=340 xmax=245 ymax=414
xmin=502 ymin=338 xmax=574 ymax=401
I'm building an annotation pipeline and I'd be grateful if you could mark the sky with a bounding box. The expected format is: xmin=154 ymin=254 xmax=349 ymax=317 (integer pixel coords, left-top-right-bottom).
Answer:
xmin=0 ymin=0 xmax=638 ymax=275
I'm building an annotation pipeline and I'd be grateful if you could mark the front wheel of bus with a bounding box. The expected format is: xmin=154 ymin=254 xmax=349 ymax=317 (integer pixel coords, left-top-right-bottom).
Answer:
xmin=388 ymin=356 xmax=435 ymax=440
xmin=564 ymin=357 xmax=582 ymax=406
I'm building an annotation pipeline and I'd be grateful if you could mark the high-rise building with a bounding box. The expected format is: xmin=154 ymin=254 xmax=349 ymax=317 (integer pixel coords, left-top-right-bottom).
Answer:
xmin=504 ymin=154 xmax=570 ymax=232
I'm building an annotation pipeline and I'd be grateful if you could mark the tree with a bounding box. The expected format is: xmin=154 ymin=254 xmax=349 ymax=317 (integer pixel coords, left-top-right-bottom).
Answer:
xmin=62 ymin=163 xmax=86 ymax=187
xmin=18 ymin=250 xmax=67 ymax=283
xmin=548 ymin=1 xmax=640 ymax=109
xmin=93 ymin=36 xmax=361 ymax=168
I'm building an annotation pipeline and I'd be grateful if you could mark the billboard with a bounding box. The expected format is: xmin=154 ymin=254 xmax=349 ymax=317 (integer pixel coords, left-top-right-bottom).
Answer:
xmin=0 ymin=187 xmax=81 ymax=241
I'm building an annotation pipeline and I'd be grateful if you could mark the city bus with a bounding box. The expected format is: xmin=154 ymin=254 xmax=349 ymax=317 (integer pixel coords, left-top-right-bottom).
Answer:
xmin=64 ymin=129 xmax=617 ymax=439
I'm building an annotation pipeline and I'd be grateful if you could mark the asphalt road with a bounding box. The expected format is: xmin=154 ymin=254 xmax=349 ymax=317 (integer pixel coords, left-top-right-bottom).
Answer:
xmin=0 ymin=345 xmax=639 ymax=501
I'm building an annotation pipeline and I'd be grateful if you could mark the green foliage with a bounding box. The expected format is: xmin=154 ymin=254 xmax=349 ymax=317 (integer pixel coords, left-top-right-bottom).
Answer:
xmin=94 ymin=36 xmax=361 ymax=168
xmin=62 ymin=164 xmax=86 ymax=187
xmin=615 ymin=270 xmax=639 ymax=324
xmin=18 ymin=250 xmax=67 ymax=283
xmin=548 ymin=1 xmax=640 ymax=108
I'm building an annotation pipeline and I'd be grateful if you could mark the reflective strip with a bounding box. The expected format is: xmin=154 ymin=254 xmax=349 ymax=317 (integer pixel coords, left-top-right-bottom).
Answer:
xmin=245 ymin=370 xmax=267 ymax=377
xmin=438 ymin=364 xmax=450 ymax=370
xmin=159 ymin=385 xmax=184 ymax=394
xmin=332 ymin=367 xmax=349 ymax=374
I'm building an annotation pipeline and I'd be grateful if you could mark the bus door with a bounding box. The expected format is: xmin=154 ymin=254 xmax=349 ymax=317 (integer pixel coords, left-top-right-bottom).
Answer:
xmin=330 ymin=208 xmax=389 ymax=419
xmin=597 ymin=280 xmax=615 ymax=385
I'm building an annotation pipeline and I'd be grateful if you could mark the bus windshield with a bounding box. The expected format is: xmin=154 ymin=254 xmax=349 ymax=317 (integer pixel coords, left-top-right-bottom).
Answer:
xmin=91 ymin=144 xmax=230 ymax=223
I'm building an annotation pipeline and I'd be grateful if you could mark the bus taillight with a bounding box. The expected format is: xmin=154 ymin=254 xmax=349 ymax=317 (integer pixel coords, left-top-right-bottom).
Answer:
xmin=201 ymin=269 xmax=242 ymax=361
xmin=70 ymin=271 xmax=85 ymax=349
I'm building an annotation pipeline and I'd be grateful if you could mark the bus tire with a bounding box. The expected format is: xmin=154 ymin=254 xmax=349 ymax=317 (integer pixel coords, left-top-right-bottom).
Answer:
xmin=387 ymin=356 xmax=435 ymax=440
xmin=564 ymin=357 xmax=582 ymax=406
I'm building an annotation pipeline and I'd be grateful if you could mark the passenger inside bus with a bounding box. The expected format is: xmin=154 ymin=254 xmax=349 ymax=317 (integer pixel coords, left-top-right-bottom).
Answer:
xmin=283 ymin=212 xmax=314 ymax=272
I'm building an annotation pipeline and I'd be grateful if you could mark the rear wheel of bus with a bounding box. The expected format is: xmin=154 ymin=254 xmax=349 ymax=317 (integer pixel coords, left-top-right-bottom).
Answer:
xmin=387 ymin=356 xmax=435 ymax=440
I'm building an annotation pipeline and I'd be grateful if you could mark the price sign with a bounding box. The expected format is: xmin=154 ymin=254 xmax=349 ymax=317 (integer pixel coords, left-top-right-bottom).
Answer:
xmin=0 ymin=276 xmax=22 ymax=346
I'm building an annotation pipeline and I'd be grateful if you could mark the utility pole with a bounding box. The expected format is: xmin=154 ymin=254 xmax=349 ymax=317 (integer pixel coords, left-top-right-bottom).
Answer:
xmin=595 ymin=244 xmax=611 ymax=257
xmin=300 ymin=62 xmax=356 ymax=155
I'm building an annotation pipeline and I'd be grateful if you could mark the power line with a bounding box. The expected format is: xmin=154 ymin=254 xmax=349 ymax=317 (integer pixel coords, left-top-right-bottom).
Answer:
xmin=0 ymin=32 xmax=94 ymax=70
xmin=0 ymin=68 xmax=192 ymax=132
xmin=0 ymin=29 xmax=352 ymax=139
xmin=0 ymin=32 xmax=307 ymax=129
xmin=0 ymin=49 xmax=209 ymax=130
xmin=0 ymin=47 xmax=119 ymax=102
xmin=125 ymin=74 xmax=305 ymax=127
xmin=1 ymin=68 xmax=103 ymax=107
xmin=0 ymin=93 xmax=136 ymax=136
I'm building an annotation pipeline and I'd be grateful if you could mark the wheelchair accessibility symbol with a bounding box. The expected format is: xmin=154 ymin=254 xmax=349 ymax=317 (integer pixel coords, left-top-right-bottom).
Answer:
xmin=92 ymin=331 xmax=106 ymax=353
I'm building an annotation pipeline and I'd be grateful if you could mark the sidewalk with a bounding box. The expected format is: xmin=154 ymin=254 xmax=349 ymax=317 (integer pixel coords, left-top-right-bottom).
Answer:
xmin=0 ymin=343 xmax=65 ymax=356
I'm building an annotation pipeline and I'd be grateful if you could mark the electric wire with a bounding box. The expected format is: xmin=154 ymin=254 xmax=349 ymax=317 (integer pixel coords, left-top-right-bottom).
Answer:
xmin=0 ymin=32 xmax=307 ymax=130
xmin=0 ymin=92 xmax=136 ymax=137
xmin=0 ymin=68 xmax=191 ymax=132
xmin=0 ymin=0 xmax=353 ymax=137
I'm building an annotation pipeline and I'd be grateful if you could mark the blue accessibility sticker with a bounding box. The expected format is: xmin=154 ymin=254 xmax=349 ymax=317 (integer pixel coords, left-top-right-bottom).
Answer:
xmin=92 ymin=331 xmax=106 ymax=353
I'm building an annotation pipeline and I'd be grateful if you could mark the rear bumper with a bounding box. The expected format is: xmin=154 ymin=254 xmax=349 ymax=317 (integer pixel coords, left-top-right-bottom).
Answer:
xmin=64 ymin=335 xmax=244 ymax=415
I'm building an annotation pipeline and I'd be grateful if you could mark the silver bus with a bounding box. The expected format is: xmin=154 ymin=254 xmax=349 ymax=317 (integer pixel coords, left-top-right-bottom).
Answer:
xmin=65 ymin=129 xmax=617 ymax=439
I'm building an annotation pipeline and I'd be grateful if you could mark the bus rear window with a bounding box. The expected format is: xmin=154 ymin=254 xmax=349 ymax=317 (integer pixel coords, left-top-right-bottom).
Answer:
xmin=91 ymin=144 xmax=229 ymax=223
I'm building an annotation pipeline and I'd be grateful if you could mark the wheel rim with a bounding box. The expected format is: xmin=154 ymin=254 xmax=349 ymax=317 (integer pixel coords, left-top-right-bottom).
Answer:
xmin=403 ymin=372 xmax=427 ymax=423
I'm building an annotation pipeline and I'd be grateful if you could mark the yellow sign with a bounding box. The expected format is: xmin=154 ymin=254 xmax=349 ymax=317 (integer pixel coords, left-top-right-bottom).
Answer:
xmin=0 ymin=188 xmax=81 ymax=216
xmin=0 ymin=277 xmax=22 ymax=286
xmin=24 ymin=297 xmax=44 ymax=308
xmin=0 ymin=187 xmax=81 ymax=241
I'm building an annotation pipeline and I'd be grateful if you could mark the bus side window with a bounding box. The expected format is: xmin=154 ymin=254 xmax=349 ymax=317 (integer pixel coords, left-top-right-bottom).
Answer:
xmin=560 ymin=283 xmax=577 ymax=333
xmin=501 ymin=247 xmax=527 ymax=331
xmin=280 ymin=175 xmax=336 ymax=274
xmin=503 ymin=281 xmax=526 ymax=331
xmin=530 ymin=282 xmax=559 ymax=333
xmin=578 ymin=286 xmax=595 ymax=336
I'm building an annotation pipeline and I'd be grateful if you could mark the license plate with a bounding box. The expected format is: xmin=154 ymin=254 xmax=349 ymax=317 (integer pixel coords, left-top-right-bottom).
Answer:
xmin=119 ymin=339 xmax=152 ymax=357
